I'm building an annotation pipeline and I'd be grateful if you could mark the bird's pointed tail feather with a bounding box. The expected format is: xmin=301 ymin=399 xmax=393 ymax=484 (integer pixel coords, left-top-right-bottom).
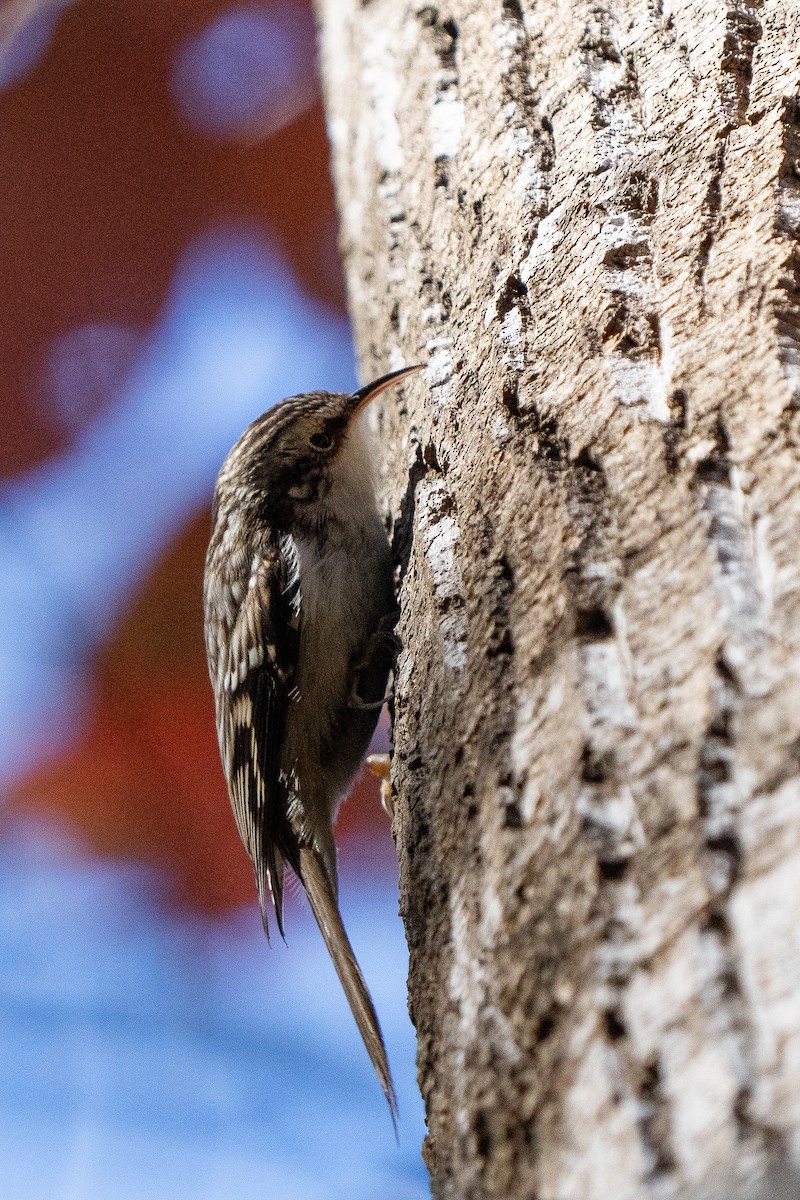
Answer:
xmin=256 ymin=845 xmax=287 ymax=944
xmin=298 ymin=845 xmax=398 ymax=1126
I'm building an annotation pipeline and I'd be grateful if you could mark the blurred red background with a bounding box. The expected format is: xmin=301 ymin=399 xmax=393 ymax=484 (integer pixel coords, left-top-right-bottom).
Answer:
xmin=0 ymin=9 xmax=428 ymax=1197
xmin=2 ymin=0 xmax=391 ymax=916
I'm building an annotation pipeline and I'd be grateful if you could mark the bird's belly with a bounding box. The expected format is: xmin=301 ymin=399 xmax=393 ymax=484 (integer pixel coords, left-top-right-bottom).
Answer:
xmin=281 ymin=526 xmax=392 ymax=820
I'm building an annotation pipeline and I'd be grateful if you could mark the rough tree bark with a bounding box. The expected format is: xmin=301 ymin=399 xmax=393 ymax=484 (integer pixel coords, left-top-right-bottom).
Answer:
xmin=315 ymin=2 xmax=800 ymax=1197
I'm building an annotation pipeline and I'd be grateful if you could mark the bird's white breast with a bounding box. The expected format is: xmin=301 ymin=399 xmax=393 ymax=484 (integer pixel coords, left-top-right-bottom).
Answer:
xmin=282 ymin=415 xmax=391 ymax=809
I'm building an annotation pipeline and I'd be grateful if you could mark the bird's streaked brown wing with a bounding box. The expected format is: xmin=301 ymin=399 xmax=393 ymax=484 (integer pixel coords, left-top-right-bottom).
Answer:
xmin=218 ymin=536 xmax=300 ymax=938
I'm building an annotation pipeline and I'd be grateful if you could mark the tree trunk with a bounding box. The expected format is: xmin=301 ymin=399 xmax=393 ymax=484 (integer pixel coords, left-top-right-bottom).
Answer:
xmin=315 ymin=1 xmax=800 ymax=1196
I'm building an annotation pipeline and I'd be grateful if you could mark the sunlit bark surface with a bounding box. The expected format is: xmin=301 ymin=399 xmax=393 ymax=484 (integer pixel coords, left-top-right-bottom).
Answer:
xmin=316 ymin=1 xmax=800 ymax=1196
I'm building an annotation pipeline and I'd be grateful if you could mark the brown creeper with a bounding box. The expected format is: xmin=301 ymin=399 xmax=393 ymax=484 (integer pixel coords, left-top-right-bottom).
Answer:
xmin=203 ymin=364 xmax=421 ymax=1119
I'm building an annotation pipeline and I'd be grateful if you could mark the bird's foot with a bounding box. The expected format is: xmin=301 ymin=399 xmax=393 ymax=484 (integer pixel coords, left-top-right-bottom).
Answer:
xmin=348 ymin=613 xmax=399 ymax=711
xmin=349 ymin=687 xmax=393 ymax=711
xmin=366 ymin=753 xmax=393 ymax=820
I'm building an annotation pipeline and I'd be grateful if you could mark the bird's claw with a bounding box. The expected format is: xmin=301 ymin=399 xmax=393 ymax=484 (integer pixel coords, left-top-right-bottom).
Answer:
xmin=366 ymin=753 xmax=393 ymax=820
xmin=349 ymin=687 xmax=393 ymax=711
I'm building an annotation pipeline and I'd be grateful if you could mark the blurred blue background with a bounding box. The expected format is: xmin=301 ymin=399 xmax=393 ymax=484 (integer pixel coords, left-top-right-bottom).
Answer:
xmin=0 ymin=2 xmax=428 ymax=1195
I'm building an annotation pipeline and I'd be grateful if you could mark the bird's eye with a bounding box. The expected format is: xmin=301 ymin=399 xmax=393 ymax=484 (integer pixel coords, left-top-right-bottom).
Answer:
xmin=309 ymin=430 xmax=334 ymax=451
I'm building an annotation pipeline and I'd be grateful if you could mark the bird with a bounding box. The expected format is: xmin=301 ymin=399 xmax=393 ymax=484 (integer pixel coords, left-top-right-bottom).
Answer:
xmin=203 ymin=363 xmax=422 ymax=1119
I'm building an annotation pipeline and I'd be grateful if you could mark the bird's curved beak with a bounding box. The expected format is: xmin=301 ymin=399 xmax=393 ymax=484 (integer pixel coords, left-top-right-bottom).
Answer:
xmin=348 ymin=363 xmax=424 ymax=418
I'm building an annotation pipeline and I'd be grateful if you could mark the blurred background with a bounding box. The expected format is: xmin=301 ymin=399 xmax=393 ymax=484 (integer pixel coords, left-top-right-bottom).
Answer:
xmin=0 ymin=1 xmax=428 ymax=1195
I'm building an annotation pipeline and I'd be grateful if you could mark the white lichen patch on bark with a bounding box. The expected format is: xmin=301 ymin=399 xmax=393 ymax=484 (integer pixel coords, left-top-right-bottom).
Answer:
xmin=416 ymin=478 xmax=468 ymax=671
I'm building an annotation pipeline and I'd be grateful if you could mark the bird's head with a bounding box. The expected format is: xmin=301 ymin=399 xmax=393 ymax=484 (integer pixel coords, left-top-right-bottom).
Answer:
xmin=213 ymin=364 xmax=422 ymax=533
